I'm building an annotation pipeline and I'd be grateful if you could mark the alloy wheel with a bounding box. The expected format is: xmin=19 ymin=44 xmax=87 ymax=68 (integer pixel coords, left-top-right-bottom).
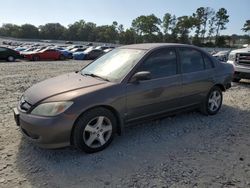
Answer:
xmin=83 ymin=116 xmax=112 ymax=148
xmin=208 ymin=90 xmax=222 ymax=112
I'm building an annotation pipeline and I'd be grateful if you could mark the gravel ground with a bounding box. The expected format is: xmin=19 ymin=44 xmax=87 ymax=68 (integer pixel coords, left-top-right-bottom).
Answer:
xmin=0 ymin=60 xmax=249 ymax=188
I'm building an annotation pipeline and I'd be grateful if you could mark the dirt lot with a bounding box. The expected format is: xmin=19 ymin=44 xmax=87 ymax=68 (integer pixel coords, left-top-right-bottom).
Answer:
xmin=0 ymin=60 xmax=249 ymax=188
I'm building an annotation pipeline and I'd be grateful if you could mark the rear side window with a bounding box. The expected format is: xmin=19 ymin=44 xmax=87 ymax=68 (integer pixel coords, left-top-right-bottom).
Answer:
xmin=138 ymin=48 xmax=177 ymax=79
xmin=179 ymin=48 xmax=204 ymax=73
xmin=203 ymin=55 xmax=214 ymax=69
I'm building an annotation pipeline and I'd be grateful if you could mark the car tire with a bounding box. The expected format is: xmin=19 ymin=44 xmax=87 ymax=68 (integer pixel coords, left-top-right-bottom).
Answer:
xmin=59 ymin=54 xmax=65 ymax=60
xmin=232 ymin=78 xmax=241 ymax=82
xmin=33 ymin=55 xmax=40 ymax=61
xmin=7 ymin=56 xmax=15 ymax=62
xmin=73 ymin=107 xmax=117 ymax=153
xmin=200 ymin=86 xmax=223 ymax=115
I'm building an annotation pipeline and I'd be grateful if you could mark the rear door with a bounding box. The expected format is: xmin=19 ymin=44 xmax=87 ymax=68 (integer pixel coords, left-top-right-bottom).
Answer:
xmin=125 ymin=47 xmax=182 ymax=121
xmin=178 ymin=47 xmax=215 ymax=106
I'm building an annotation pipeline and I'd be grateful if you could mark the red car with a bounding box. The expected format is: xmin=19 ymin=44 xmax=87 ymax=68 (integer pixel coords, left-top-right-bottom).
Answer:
xmin=23 ymin=49 xmax=65 ymax=61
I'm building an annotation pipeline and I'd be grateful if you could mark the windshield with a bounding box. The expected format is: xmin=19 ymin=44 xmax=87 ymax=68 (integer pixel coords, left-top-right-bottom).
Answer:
xmin=81 ymin=48 xmax=146 ymax=82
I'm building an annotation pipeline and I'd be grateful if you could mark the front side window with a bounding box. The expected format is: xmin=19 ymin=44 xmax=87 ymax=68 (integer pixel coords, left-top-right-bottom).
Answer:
xmin=179 ymin=48 xmax=204 ymax=73
xmin=137 ymin=48 xmax=177 ymax=79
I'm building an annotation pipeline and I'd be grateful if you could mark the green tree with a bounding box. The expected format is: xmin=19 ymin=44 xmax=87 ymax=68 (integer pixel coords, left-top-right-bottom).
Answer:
xmin=176 ymin=16 xmax=196 ymax=43
xmin=132 ymin=14 xmax=161 ymax=42
xmin=39 ymin=23 xmax=67 ymax=40
xmin=215 ymin=8 xmax=229 ymax=37
xmin=242 ymin=20 xmax=250 ymax=35
xmin=19 ymin=24 xmax=39 ymax=39
xmin=95 ymin=25 xmax=119 ymax=43
xmin=119 ymin=29 xmax=136 ymax=44
xmin=0 ymin=24 xmax=20 ymax=37
xmin=208 ymin=14 xmax=216 ymax=41
xmin=162 ymin=13 xmax=172 ymax=34
xmin=193 ymin=7 xmax=215 ymax=44
xmin=118 ymin=24 xmax=124 ymax=33
xmin=215 ymin=36 xmax=226 ymax=47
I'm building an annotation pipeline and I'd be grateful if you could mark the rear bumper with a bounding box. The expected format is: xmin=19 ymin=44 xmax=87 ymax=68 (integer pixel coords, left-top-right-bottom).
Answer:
xmin=13 ymin=108 xmax=74 ymax=149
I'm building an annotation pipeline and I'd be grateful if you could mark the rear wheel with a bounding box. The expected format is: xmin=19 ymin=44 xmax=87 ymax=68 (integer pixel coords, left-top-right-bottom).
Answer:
xmin=7 ymin=56 xmax=15 ymax=62
xmin=200 ymin=86 xmax=223 ymax=115
xmin=73 ymin=108 xmax=117 ymax=153
xmin=59 ymin=54 xmax=65 ymax=60
xmin=33 ymin=55 xmax=40 ymax=61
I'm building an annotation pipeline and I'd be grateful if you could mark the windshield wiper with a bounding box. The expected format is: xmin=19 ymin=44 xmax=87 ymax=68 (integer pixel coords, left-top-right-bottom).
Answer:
xmin=83 ymin=73 xmax=110 ymax=82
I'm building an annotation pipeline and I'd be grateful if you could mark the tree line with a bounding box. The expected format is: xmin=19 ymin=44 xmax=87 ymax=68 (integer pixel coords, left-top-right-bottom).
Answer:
xmin=0 ymin=7 xmax=249 ymax=47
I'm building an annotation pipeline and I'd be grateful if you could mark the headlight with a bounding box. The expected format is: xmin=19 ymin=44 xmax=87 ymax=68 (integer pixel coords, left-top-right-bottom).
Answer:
xmin=228 ymin=53 xmax=236 ymax=61
xmin=31 ymin=101 xmax=73 ymax=116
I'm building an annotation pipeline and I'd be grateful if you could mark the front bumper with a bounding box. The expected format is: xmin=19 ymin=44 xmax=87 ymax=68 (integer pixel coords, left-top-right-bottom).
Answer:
xmin=234 ymin=71 xmax=250 ymax=79
xmin=13 ymin=108 xmax=74 ymax=149
xmin=227 ymin=61 xmax=250 ymax=79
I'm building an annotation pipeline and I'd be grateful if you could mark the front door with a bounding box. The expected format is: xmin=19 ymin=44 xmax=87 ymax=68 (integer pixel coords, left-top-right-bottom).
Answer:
xmin=125 ymin=47 xmax=182 ymax=122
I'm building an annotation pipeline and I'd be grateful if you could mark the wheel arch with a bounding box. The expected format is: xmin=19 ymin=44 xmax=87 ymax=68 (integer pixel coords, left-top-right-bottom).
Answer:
xmin=70 ymin=105 xmax=123 ymax=145
xmin=213 ymin=83 xmax=226 ymax=92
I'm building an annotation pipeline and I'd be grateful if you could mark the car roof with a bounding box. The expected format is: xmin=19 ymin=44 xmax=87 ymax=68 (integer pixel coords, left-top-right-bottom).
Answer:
xmin=119 ymin=43 xmax=194 ymax=50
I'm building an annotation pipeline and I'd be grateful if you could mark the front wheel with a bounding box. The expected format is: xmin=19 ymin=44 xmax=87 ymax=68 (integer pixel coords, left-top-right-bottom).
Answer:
xmin=200 ymin=86 xmax=223 ymax=115
xmin=73 ymin=108 xmax=117 ymax=153
xmin=59 ymin=54 xmax=65 ymax=60
xmin=33 ymin=55 xmax=40 ymax=61
xmin=7 ymin=56 xmax=15 ymax=62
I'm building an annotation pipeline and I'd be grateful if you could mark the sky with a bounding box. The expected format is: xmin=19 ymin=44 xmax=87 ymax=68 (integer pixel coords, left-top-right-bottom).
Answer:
xmin=0 ymin=0 xmax=249 ymax=35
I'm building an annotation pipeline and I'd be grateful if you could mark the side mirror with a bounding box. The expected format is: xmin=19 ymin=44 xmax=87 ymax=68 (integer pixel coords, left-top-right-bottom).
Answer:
xmin=130 ymin=71 xmax=151 ymax=83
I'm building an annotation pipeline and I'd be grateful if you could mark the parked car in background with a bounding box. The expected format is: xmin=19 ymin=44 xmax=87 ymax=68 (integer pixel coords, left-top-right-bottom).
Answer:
xmin=66 ymin=45 xmax=85 ymax=51
xmin=65 ymin=41 xmax=73 ymax=44
xmin=54 ymin=47 xmax=73 ymax=59
xmin=84 ymin=48 xmax=104 ymax=60
xmin=23 ymin=49 xmax=65 ymax=61
xmin=70 ymin=47 xmax=88 ymax=53
xmin=86 ymin=42 xmax=93 ymax=46
xmin=14 ymin=43 xmax=234 ymax=153
xmin=213 ymin=50 xmax=230 ymax=62
xmin=73 ymin=48 xmax=104 ymax=60
xmin=103 ymin=48 xmax=113 ymax=53
xmin=0 ymin=46 xmax=21 ymax=62
xmin=95 ymin=46 xmax=111 ymax=51
xmin=227 ymin=46 xmax=250 ymax=82
xmin=15 ymin=47 xmax=27 ymax=52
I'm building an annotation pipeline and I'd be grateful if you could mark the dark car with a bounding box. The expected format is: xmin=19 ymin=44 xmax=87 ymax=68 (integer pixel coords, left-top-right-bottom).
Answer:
xmin=84 ymin=48 xmax=104 ymax=60
xmin=0 ymin=46 xmax=21 ymax=62
xmin=13 ymin=43 xmax=234 ymax=153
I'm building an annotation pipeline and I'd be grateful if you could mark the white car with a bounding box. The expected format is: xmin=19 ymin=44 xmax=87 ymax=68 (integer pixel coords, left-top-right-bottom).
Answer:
xmin=213 ymin=50 xmax=230 ymax=62
xmin=227 ymin=47 xmax=250 ymax=82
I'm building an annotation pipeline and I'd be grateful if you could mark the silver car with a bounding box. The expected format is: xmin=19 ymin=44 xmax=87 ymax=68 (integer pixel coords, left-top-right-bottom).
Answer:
xmin=13 ymin=43 xmax=234 ymax=153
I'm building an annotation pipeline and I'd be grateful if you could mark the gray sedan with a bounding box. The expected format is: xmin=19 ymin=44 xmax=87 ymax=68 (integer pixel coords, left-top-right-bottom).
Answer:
xmin=13 ymin=43 xmax=234 ymax=153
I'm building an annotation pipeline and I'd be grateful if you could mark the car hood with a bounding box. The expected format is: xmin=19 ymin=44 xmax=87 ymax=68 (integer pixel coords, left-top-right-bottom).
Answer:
xmin=24 ymin=72 xmax=107 ymax=105
xmin=230 ymin=47 xmax=250 ymax=54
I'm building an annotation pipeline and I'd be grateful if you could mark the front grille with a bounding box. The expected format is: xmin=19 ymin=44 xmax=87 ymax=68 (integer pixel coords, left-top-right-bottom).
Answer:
xmin=19 ymin=97 xmax=32 ymax=112
xmin=236 ymin=53 xmax=250 ymax=66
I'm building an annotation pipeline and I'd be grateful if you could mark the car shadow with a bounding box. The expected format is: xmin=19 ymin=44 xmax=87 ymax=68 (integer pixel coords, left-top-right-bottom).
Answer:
xmin=15 ymin=104 xmax=250 ymax=187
